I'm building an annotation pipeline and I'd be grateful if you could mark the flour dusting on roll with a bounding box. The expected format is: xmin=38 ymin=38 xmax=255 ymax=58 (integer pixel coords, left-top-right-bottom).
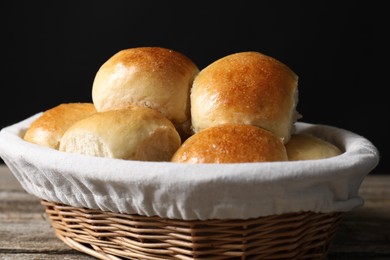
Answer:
xmin=191 ymin=51 xmax=300 ymax=143
xmin=60 ymin=105 xmax=181 ymax=162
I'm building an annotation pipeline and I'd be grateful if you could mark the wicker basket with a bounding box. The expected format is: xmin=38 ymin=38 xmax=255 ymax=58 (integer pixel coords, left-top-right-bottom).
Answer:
xmin=0 ymin=117 xmax=379 ymax=259
xmin=41 ymin=200 xmax=343 ymax=260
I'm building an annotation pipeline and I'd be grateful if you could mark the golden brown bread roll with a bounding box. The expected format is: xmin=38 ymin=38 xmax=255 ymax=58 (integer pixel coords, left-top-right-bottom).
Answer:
xmin=59 ymin=105 xmax=181 ymax=162
xmin=285 ymin=133 xmax=342 ymax=161
xmin=23 ymin=103 xmax=97 ymax=149
xmin=92 ymin=46 xmax=200 ymax=138
xmin=191 ymin=51 xmax=300 ymax=143
xmin=171 ymin=124 xmax=288 ymax=163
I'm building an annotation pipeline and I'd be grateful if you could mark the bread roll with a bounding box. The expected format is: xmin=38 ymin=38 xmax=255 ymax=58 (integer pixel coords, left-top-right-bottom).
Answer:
xmin=285 ymin=133 xmax=342 ymax=161
xmin=23 ymin=103 xmax=97 ymax=149
xmin=171 ymin=124 xmax=288 ymax=163
xmin=59 ymin=105 xmax=181 ymax=162
xmin=92 ymin=46 xmax=200 ymax=138
xmin=191 ymin=51 xmax=300 ymax=143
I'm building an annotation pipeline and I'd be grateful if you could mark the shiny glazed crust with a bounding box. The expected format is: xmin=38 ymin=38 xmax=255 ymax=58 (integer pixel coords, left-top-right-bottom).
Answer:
xmin=171 ymin=124 xmax=288 ymax=163
xmin=92 ymin=47 xmax=200 ymax=136
xmin=59 ymin=105 xmax=181 ymax=161
xmin=191 ymin=51 xmax=299 ymax=143
xmin=23 ymin=103 xmax=97 ymax=149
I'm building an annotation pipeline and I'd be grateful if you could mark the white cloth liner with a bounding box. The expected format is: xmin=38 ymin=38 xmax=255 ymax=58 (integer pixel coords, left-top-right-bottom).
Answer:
xmin=0 ymin=113 xmax=379 ymax=220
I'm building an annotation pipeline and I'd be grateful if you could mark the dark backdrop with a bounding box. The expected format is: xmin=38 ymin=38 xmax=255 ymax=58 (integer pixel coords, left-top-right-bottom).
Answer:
xmin=1 ymin=1 xmax=388 ymax=174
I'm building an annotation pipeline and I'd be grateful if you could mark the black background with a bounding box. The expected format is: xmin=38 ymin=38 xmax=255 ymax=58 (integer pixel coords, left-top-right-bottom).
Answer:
xmin=1 ymin=1 xmax=388 ymax=174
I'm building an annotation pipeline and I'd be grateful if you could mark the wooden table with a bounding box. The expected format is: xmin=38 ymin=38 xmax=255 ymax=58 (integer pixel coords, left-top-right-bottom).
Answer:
xmin=1 ymin=164 xmax=389 ymax=260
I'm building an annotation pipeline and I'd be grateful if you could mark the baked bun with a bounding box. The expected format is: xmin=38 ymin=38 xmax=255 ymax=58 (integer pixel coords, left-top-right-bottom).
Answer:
xmin=285 ymin=133 xmax=342 ymax=161
xmin=23 ymin=103 xmax=97 ymax=149
xmin=92 ymin=46 xmax=200 ymax=138
xmin=171 ymin=124 xmax=288 ymax=163
xmin=191 ymin=51 xmax=300 ymax=143
xmin=59 ymin=105 xmax=181 ymax=161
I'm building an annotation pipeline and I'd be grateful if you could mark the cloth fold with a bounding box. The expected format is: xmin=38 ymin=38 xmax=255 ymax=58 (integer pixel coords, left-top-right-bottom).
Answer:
xmin=0 ymin=113 xmax=379 ymax=220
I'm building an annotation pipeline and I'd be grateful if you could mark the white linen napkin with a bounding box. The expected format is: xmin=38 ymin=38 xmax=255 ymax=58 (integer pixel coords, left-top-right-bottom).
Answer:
xmin=0 ymin=113 xmax=379 ymax=220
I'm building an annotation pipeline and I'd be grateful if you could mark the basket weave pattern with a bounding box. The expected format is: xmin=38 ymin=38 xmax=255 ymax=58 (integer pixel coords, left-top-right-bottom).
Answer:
xmin=41 ymin=200 xmax=342 ymax=260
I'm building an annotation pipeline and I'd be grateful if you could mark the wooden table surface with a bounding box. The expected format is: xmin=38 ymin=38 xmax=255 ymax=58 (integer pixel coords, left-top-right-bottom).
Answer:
xmin=1 ymin=164 xmax=389 ymax=260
